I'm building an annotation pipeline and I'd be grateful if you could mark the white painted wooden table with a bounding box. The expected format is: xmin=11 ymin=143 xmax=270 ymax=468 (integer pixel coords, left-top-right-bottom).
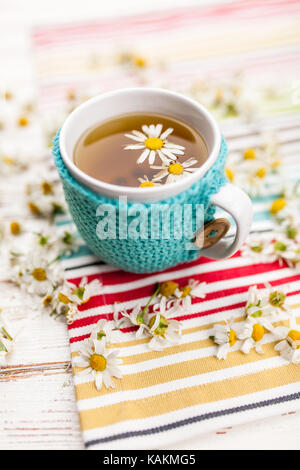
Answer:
xmin=1 ymin=0 xmax=300 ymax=450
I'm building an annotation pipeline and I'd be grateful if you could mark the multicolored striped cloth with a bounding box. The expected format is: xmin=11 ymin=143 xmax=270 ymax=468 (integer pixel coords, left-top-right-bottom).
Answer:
xmin=32 ymin=0 xmax=300 ymax=449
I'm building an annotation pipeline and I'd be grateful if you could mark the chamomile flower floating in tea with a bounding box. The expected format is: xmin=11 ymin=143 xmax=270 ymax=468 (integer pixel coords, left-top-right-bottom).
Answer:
xmin=73 ymin=338 xmax=123 ymax=391
xmin=138 ymin=175 xmax=161 ymax=188
xmin=151 ymin=158 xmax=198 ymax=184
xmin=124 ymin=124 xmax=185 ymax=165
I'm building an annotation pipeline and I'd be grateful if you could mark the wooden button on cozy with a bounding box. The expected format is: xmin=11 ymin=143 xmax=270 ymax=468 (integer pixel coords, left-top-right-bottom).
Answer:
xmin=194 ymin=218 xmax=231 ymax=249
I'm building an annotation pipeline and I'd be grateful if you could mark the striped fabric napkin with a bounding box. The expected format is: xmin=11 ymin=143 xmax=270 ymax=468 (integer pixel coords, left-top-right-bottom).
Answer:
xmin=31 ymin=0 xmax=300 ymax=449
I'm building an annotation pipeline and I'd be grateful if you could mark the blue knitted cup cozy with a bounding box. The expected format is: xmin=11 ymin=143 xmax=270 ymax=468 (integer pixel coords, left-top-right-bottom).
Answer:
xmin=53 ymin=131 xmax=228 ymax=273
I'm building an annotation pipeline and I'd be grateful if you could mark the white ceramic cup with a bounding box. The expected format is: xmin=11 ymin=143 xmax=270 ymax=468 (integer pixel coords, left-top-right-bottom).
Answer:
xmin=59 ymin=87 xmax=253 ymax=259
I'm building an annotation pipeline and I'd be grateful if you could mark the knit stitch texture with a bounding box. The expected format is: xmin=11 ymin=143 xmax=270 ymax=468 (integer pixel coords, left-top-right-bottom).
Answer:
xmin=53 ymin=131 xmax=228 ymax=273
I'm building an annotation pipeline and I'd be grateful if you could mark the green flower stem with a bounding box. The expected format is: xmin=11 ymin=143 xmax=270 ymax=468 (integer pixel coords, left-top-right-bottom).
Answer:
xmin=1 ymin=327 xmax=12 ymax=341
xmin=139 ymin=284 xmax=160 ymax=323
xmin=0 ymin=340 xmax=8 ymax=352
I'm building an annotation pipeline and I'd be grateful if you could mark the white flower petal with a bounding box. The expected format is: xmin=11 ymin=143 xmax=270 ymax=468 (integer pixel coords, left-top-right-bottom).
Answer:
xmin=160 ymin=128 xmax=173 ymax=140
xmin=137 ymin=148 xmax=150 ymax=164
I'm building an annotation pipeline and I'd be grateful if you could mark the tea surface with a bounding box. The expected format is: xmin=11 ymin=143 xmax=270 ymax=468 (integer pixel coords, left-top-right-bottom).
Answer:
xmin=74 ymin=113 xmax=208 ymax=187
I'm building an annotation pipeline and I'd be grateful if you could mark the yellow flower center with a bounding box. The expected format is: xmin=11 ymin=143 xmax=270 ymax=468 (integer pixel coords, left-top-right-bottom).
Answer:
xmin=215 ymin=88 xmax=223 ymax=103
xmin=252 ymin=323 xmax=265 ymax=342
xmin=43 ymin=295 xmax=52 ymax=306
xmin=32 ymin=268 xmax=47 ymax=282
xmin=28 ymin=202 xmax=40 ymax=215
xmin=159 ymin=281 xmax=178 ymax=297
xmin=244 ymin=148 xmax=256 ymax=160
xmin=133 ymin=56 xmax=147 ymax=68
xmin=89 ymin=353 xmax=107 ymax=371
xmin=270 ymin=198 xmax=286 ymax=214
xmin=288 ymin=330 xmax=300 ymax=348
xmin=256 ymin=168 xmax=266 ymax=178
xmin=18 ymin=116 xmax=29 ymax=127
xmin=140 ymin=182 xmax=154 ymax=188
xmin=41 ymin=181 xmax=53 ymax=195
xmin=2 ymin=155 xmax=15 ymax=165
xmin=180 ymin=286 xmax=192 ymax=298
xmin=4 ymin=91 xmax=12 ymax=100
xmin=271 ymin=159 xmax=281 ymax=168
xmin=229 ymin=329 xmax=237 ymax=346
xmin=144 ymin=137 xmax=164 ymax=151
xmin=225 ymin=168 xmax=235 ymax=182
xmin=168 ymin=163 xmax=184 ymax=175
xmin=148 ymin=315 xmax=168 ymax=337
xmin=58 ymin=293 xmax=71 ymax=304
xmin=10 ymin=221 xmax=21 ymax=236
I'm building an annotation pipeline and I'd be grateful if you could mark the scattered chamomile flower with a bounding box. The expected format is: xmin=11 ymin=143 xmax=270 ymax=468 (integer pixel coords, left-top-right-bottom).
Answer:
xmin=118 ymin=301 xmax=150 ymax=338
xmin=67 ymin=276 xmax=103 ymax=305
xmin=26 ymin=173 xmax=66 ymax=218
xmin=73 ymin=338 xmax=122 ymax=391
xmin=153 ymin=281 xmax=179 ymax=315
xmin=263 ymin=282 xmax=290 ymax=317
xmin=90 ymin=319 xmax=114 ymax=344
xmin=151 ymin=158 xmax=198 ymax=184
xmin=124 ymin=124 xmax=185 ymax=165
xmin=42 ymin=283 xmax=79 ymax=324
xmin=273 ymin=318 xmax=300 ymax=364
xmin=173 ymin=279 xmax=207 ymax=313
xmin=236 ymin=317 xmax=273 ymax=354
xmin=210 ymin=318 xmax=240 ymax=360
xmin=33 ymin=225 xmax=80 ymax=257
xmin=119 ymin=285 xmax=161 ymax=338
xmin=11 ymin=252 xmax=64 ymax=297
xmin=148 ymin=311 xmax=182 ymax=351
xmin=242 ymin=234 xmax=277 ymax=264
xmin=0 ymin=151 xmax=28 ymax=175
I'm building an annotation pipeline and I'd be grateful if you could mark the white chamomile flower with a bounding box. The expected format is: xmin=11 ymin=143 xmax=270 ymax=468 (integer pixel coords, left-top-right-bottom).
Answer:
xmin=245 ymin=285 xmax=265 ymax=318
xmin=173 ymin=279 xmax=207 ymax=313
xmin=73 ymin=339 xmax=122 ymax=391
xmin=124 ymin=124 xmax=185 ymax=165
xmin=153 ymin=281 xmax=179 ymax=315
xmin=148 ymin=310 xmax=182 ymax=351
xmin=119 ymin=301 xmax=150 ymax=338
xmin=0 ymin=150 xmax=28 ymax=176
xmin=43 ymin=284 xmax=79 ymax=324
xmin=273 ymin=319 xmax=300 ymax=364
xmin=90 ymin=319 xmax=113 ymax=344
xmin=237 ymin=317 xmax=273 ymax=355
xmin=137 ymin=175 xmax=161 ymax=188
xmin=64 ymin=304 xmax=79 ymax=325
xmin=271 ymin=237 xmax=300 ymax=268
xmin=68 ymin=276 xmax=103 ymax=304
xmin=11 ymin=253 xmax=64 ymax=296
xmin=245 ymin=284 xmax=290 ymax=321
xmin=151 ymin=158 xmax=198 ymax=184
xmin=57 ymin=225 xmax=80 ymax=256
xmin=241 ymin=234 xmax=277 ymax=264
xmin=262 ymin=282 xmax=290 ymax=317
xmin=26 ymin=173 xmax=66 ymax=218
xmin=211 ymin=319 xmax=240 ymax=360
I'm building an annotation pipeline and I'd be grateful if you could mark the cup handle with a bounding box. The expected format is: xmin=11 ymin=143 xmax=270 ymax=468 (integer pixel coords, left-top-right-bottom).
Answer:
xmin=197 ymin=183 xmax=253 ymax=259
